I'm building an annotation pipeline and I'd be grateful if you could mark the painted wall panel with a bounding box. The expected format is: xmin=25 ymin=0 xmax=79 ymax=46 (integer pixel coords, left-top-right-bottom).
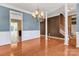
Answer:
xmin=22 ymin=30 xmax=40 ymax=41
xmin=23 ymin=13 xmax=40 ymax=31
xmin=0 ymin=32 xmax=10 ymax=46
xmin=0 ymin=6 xmax=10 ymax=31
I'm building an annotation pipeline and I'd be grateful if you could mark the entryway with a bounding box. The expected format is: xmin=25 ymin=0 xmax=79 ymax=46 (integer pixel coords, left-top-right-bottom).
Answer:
xmin=10 ymin=10 xmax=22 ymax=46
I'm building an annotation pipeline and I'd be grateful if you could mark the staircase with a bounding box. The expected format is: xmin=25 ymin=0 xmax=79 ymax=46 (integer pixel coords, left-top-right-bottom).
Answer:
xmin=59 ymin=24 xmax=65 ymax=36
xmin=59 ymin=14 xmax=65 ymax=37
xmin=59 ymin=14 xmax=72 ymax=39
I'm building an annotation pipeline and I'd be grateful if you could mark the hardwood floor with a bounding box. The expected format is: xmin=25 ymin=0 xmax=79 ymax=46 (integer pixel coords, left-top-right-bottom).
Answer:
xmin=0 ymin=36 xmax=79 ymax=56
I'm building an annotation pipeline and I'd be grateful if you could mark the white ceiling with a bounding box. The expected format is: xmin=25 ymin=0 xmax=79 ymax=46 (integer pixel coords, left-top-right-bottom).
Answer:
xmin=67 ymin=3 xmax=76 ymax=11
xmin=67 ymin=3 xmax=76 ymax=16
xmin=4 ymin=3 xmax=64 ymax=14
xmin=0 ymin=3 xmax=77 ymax=17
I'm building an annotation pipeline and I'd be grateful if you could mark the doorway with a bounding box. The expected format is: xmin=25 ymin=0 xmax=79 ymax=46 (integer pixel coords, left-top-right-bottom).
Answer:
xmin=10 ymin=10 xmax=23 ymax=45
xmin=69 ymin=15 xmax=76 ymax=47
xmin=10 ymin=19 xmax=22 ymax=44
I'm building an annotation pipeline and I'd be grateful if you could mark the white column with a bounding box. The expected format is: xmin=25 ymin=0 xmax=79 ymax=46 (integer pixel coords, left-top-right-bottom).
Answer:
xmin=64 ymin=4 xmax=69 ymax=45
xmin=45 ymin=12 xmax=48 ymax=56
xmin=45 ymin=12 xmax=48 ymax=40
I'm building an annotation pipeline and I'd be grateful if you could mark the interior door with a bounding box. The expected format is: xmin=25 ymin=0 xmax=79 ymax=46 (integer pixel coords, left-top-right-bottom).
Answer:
xmin=11 ymin=22 xmax=18 ymax=43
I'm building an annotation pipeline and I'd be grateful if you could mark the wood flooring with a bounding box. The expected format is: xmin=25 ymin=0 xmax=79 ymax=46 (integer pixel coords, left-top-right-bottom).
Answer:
xmin=0 ymin=36 xmax=79 ymax=56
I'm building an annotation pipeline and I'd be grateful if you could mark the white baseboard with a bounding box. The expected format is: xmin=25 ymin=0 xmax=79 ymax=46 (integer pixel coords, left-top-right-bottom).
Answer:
xmin=64 ymin=43 xmax=69 ymax=45
xmin=40 ymin=35 xmax=45 ymax=36
xmin=22 ymin=30 xmax=40 ymax=41
xmin=48 ymin=36 xmax=64 ymax=40
xmin=41 ymin=35 xmax=64 ymax=40
xmin=0 ymin=31 xmax=10 ymax=46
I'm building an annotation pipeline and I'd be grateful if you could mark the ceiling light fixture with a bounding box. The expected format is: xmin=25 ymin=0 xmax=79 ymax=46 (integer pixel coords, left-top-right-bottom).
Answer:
xmin=32 ymin=9 xmax=44 ymax=19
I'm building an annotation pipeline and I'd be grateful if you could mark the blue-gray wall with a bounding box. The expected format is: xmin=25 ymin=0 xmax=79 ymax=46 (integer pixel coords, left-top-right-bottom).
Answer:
xmin=76 ymin=4 xmax=79 ymax=32
xmin=0 ymin=6 xmax=10 ymax=31
xmin=10 ymin=8 xmax=40 ymax=31
xmin=0 ymin=6 xmax=40 ymax=31
xmin=23 ymin=13 xmax=40 ymax=31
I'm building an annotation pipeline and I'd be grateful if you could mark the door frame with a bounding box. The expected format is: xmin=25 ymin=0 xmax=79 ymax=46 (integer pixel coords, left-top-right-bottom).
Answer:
xmin=10 ymin=10 xmax=23 ymax=44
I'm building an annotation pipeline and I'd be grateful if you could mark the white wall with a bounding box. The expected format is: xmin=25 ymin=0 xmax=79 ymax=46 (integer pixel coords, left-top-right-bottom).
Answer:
xmin=76 ymin=32 xmax=79 ymax=48
xmin=0 ymin=32 xmax=10 ymax=46
xmin=22 ymin=30 xmax=40 ymax=41
xmin=0 ymin=30 xmax=40 ymax=46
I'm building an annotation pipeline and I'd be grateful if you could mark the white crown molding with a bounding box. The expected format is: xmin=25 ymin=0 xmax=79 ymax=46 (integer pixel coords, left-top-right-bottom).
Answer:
xmin=47 ymin=13 xmax=60 ymax=18
xmin=0 ymin=3 xmax=32 ymax=15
